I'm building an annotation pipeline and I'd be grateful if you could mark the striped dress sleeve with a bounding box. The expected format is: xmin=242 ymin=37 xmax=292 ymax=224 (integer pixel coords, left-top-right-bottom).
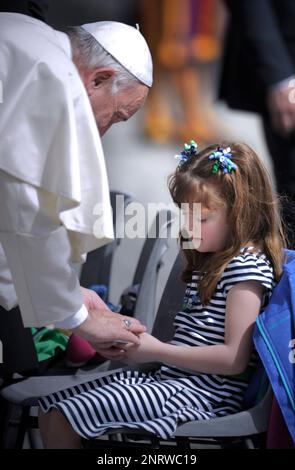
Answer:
xmin=219 ymin=251 xmax=275 ymax=296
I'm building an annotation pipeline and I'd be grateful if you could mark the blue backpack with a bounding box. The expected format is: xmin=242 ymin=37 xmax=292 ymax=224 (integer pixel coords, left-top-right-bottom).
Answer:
xmin=253 ymin=249 xmax=295 ymax=442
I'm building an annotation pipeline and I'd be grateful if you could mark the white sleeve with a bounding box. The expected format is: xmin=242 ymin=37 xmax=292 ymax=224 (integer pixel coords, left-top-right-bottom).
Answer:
xmin=54 ymin=304 xmax=88 ymax=329
xmin=0 ymin=170 xmax=88 ymax=328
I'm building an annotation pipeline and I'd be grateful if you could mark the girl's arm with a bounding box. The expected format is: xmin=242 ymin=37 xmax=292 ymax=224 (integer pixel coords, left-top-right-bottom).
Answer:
xmin=124 ymin=281 xmax=264 ymax=375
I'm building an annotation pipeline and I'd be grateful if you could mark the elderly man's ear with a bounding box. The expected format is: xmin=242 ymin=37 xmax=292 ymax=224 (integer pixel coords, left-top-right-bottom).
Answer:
xmin=82 ymin=68 xmax=116 ymax=96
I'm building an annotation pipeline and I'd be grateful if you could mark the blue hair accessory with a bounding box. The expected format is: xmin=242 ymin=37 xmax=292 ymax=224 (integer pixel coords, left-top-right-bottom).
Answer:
xmin=208 ymin=146 xmax=237 ymax=174
xmin=175 ymin=140 xmax=198 ymax=167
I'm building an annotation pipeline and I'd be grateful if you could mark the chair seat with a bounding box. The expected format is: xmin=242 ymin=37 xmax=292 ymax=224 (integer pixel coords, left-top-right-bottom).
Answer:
xmin=0 ymin=366 xmax=125 ymax=406
xmin=174 ymin=384 xmax=273 ymax=437
xmin=2 ymin=377 xmax=272 ymax=442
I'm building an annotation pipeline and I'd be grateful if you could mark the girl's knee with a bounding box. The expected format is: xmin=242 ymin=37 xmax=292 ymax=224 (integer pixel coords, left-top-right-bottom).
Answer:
xmin=39 ymin=407 xmax=64 ymax=424
xmin=49 ymin=408 xmax=68 ymax=426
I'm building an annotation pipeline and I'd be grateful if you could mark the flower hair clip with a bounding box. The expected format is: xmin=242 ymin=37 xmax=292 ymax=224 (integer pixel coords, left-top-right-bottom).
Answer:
xmin=209 ymin=146 xmax=237 ymax=174
xmin=175 ymin=140 xmax=198 ymax=167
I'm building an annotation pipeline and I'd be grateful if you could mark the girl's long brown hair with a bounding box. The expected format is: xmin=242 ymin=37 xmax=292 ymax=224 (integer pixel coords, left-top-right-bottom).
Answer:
xmin=168 ymin=142 xmax=286 ymax=304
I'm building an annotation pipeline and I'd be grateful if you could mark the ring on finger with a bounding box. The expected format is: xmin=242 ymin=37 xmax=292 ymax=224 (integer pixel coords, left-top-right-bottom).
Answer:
xmin=122 ymin=318 xmax=132 ymax=329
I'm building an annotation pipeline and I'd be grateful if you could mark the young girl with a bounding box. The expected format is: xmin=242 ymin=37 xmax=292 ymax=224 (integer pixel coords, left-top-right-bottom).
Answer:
xmin=38 ymin=142 xmax=285 ymax=448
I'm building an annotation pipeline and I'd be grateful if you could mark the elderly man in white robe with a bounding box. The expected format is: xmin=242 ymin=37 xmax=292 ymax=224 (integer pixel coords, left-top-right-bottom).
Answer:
xmin=0 ymin=13 xmax=153 ymax=357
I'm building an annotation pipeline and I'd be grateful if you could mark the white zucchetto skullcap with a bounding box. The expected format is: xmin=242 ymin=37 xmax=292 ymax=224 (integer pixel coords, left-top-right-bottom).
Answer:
xmin=81 ymin=21 xmax=153 ymax=87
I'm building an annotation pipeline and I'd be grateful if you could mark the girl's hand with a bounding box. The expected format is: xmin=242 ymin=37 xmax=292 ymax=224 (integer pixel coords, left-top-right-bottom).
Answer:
xmin=120 ymin=332 xmax=163 ymax=364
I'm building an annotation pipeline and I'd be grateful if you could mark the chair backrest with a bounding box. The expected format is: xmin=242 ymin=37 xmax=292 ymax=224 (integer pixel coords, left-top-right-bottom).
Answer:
xmin=133 ymin=210 xmax=174 ymax=333
xmin=133 ymin=210 xmax=173 ymax=286
xmin=151 ymin=253 xmax=186 ymax=342
xmin=80 ymin=191 xmax=133 ymax=288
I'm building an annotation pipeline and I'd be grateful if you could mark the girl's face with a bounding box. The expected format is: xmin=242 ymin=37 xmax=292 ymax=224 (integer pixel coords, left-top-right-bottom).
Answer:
xmin=183 ymin=204 xmax=231 ymax=253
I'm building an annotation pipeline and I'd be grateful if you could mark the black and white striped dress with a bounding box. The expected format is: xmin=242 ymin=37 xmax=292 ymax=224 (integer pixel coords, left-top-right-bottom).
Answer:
xmin=39 ymin=248 xmax=275 ymax=439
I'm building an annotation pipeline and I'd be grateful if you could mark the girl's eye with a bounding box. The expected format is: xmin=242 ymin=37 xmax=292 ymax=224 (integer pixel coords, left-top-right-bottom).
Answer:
xmin=201 ymin=219 xmax=207 ymax=223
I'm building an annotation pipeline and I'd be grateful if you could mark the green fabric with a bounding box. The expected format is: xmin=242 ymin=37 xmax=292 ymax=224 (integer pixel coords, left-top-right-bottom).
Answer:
xmin=31 ymin=327 xmax=69 ymax=362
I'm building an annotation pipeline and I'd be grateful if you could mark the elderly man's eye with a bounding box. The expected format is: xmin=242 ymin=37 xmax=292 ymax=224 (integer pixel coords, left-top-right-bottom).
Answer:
xmin=116 ymin=112 xmax=127 ymax=122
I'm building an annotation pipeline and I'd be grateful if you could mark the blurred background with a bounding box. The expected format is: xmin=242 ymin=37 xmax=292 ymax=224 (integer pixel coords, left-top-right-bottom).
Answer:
xmin=2 ymin=0 xmax=273 ymax=308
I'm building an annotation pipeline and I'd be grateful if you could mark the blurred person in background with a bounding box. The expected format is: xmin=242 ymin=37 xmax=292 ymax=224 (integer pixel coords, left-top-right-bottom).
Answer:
xmin=140 ymin=0 xmax=227 ymax=145
xmin=219 ymin=0 xmax=295 ymax=250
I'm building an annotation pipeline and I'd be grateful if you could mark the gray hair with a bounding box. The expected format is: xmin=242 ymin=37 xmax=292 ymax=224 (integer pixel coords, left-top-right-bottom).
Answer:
xmin=66 ymin=26 xmax=138 ymax=94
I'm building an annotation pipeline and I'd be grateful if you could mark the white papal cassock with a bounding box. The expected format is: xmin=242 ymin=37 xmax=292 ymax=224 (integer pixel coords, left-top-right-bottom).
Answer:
xmin=0 ymin=13 xmax=114 ymax=328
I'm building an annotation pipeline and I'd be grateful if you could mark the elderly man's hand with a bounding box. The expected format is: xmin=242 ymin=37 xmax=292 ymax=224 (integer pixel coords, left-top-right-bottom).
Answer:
xmin=81 ymin=286 xmax=109 ymax=311
xmin=73 ymin=309 xmax=146 ymax=358
xmin=267 ymin=81 xmax=295 ymax=136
